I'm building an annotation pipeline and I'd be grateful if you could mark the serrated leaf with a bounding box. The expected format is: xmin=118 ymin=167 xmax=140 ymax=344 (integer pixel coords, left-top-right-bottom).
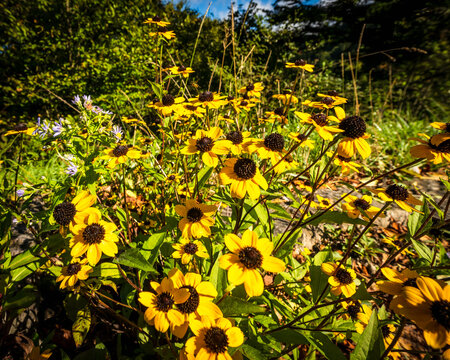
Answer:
xmin=72 ymin=306 xmax=91 ymax=347
xmin=218 ymin=296 xmax=266 ymax=316
xmin=114 ymin=248 xmax=157 ymax=274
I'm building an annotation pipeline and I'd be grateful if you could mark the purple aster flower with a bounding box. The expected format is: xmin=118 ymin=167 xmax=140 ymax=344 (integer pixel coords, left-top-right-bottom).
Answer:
xmin=52 ymin=118 xmax=64 ymax=137
xmin=72 ymin=95 xmax=82 ymax=106
xmin=65 ymin=162 xmax=78 ymax=176
xmin=16 ymin=189 xmax=25 ymax=197
xmin=111 ymin=125 xmax=123 ymax=142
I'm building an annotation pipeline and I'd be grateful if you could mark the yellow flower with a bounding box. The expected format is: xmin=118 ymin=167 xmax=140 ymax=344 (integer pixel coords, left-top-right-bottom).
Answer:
xmin=321 ymin=262 xmax=357 ymax=297
xmin=285 ymin=59 xmax=314 ymax=72
xmin=410 ymin=133 xmax=450 ymax=164
xmin=341 ymin=300 xmax=361 ymax=321
xmin=176 ymin=103 xmax=206 ymax=118
xmin=189 ymin=91 xmax=228 ymax=109
xmin=294 ymin=112 xmax=344 ymax=141
xmin=264 ymin=108 xmax=288 ymax=124
xmin=56 ymin=258 xmax=93 ymax=289
xmin=149 ymin=93 xmax=185 ymax=116
xmin=175 ymin=199 xmax=216 ymax=239
xmin=98 ymin=144 xmax=142 ymax=169
xmin=70 ymin=212 xmax=119 ymax=266
xmin=138 ymin=277 xmax=189 ymax=333
xmin=232 ymin=98 xmax=258 ymax=113
xmin=316 ymin=195 xmax=334 ymax=209
xmin=401 ymin=277 xmax=450 ymax=349
xmin=337 ymin=116 xmax=371 ymax=159
xmin=372 ymin=184 xmax=423 ymax=213
xmin=180 ymin=127 xmax=231 ymax=168
xmin=272 ymin=93 xmax=299 ymax=105
xmin=144 ymin=15 xmax=170 ymax=27
xmin=168 ymin=268 xmax=223 ymax=338
xmin=172 ymin=238 xmax=209 ymax=264
xmin=248 ymin=132 xmax=286 ymax=164
xmin=4 ymin=123 xmax=36 ymax=136
xmin=185 ymin=316 xmax=244 ymax=360
xmin=219 ymin=158 xmax=268 ymax=199
xmin=164 ymin=65 xmax=195 ymax=78
xmin=53 ymin=190 xmax=98 ymax=231
xmin=219 ymin=229 xmax=285 ymax=297
xmin=289 ymin=133 xmax=315 ymax=149
xmin=430 ymin=122 xmax=450 ymax=132
xmin=317 ymin=91 xmax=348 ymax=106
xmin=224 ymin=130 xmax=252 ymax=155
xmin=333 ymin=154 xmax=361 ymax=174
xmin=122 ymin=116 xmax=146 ymax=126
xmin=342 ymin=194 xmax=384 ymax=220
xmin=238 ymin=82 xmax=264 ymax=98
xmin=149 ymin=27 xmax=176 ymax=39
xmin=273 ymin=155 xmax=298 ymax=175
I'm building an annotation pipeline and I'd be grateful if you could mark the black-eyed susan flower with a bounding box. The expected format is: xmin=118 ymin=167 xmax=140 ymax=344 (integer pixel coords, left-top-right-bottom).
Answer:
xmin=265 ymin=108 xmax=288 ymax=124
xmin=317 ymin=91 xmax=348 ymax=106
xmin=144 ymin=15 xmax=170 ymax=27
xmin=185 ymin=316 xmax=244 ymax=360
xmin=249 ymin=132 xmax=285 ymax=164
xmin=401 ymin=277 xmax=450 ymax=349
xmin=149 ymin=93 xmax=185 ymax=116
xmin=321 ymin=262 xmax=357 ymax=297
xmin=175 ymin=199 xmax=217 ymax=239
xmin=295 ymin=112 xmax=344 ymax=141
xmin=172 ymin=238 xmax=208 ymax=264
xmin=219 ymin=158 xmax=268 ymax=199
xmin=410 ymin=133 xmax=450 ymax=164
xmin=168 ymin=269 xmax=223 ymax=338
xmin=285 ymin=59 xmax=314 ymax=72
xmin=53 ymin=190 xmax=98 ymax=231
xmin=180 ymin=127 xmax=231 ymax=168
xmin=225 ymin=130 xmax=252 ymax=155
xmin=98 ymin=144 xmax=142 ymax=169
xmin=138 ymin=277 xmax=189 ymax=333
xmin=176 ymin=103 xmax=206 ymax=118
xmin=219 ymin=230 xmax=285 ymax=297
xmin=5 ymin=123 xmax=37 ymax=136
xmin=56 ymin=258 xmax=93 ymax=289
xmin=337 ymin=116 xmax=371 ymax=159
xmin=190 ymin=91 xmax=227 ymax=109
xmin=272 ymin=93 xmax=299 ymax=105
xmin=430 ymin=122 xmax=450 ymax=132
xmin=289 ymin=133 xmax=315 ymax=149
xmin=149 ymin=27 xmax=176 ymax=40
xmin=341 ymin=300 xmax=361 ymax=321
xmin=238 ymin=82 xmax=264 ymax=98
xmin=70 ymin=212 xmax=119 ymax=266
xmin=232 ymin=98 xmax=258 ymax=113
xmin=316 ymin=195 xmax=334 ymax=210
xmin=273 ymin=155 xmax=298 ymax=175
xmin=372 ymin=184 xmax=422 ymax=213
xmin=342 ymin=194 xmax=384 ymax=220
xmin=333 ymin=154 xmax=361 ymax=174
xmin=164 ymin=65 xmax=195 ymax=78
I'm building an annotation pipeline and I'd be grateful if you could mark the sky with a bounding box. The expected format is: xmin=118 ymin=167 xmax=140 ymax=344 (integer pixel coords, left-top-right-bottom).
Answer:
xmin=184 ymin=0 xmax=273 ymax=19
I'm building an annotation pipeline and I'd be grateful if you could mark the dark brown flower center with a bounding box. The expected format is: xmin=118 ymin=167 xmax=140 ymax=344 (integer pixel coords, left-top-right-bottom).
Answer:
xmin=381 ymin=325 xmax=391 ymax=337
xmin=199 ymin=91 xmax=214 ymax=102
xmin=354 ymin=199 xmax=370 ymax=210
xmin=82 ymin=223 xmax=105 ymax=244
xmin=446 ymin=123 xmax=450 ymax=132
xmin=246 ymin=83 xmax=255 ymax=91
xmin=204 ymin=327 xmax=228 ymax=354
xmin=437 ymin=139 xmax=450 ymax=153
xmin=274 ymin=107 xmax=285 ymax=116
xmin=113 ymin=145 xmax=129 ymax=157
xmin=227 ymin=95 xmax=235 ymax=101
xmin=312 ymin=113 xmax=328 ymax=126
xmin=430 ymin=300 xmax=450 ymax=330
xmin=66 ymin=263 xmax=82 ymax=276
xmin=183 ymin=242 xmax=198 ymax=254
xmin=339 ymin=116 xmax=366 ymax=138
xmin=158 ymin=27 xmax=169 ymax=33
xmin=168 ymin=175 xmax=176 ymax=180
xmin=239 ymin=246 xmax=263 ymax=269
xmin=337 ymin=155 xmax=352 ymax=162
xmin=264 ymin=133 xmax=284 ymax=152
xmin=162 ymin=94 xmax=175 ymax=106
xmin=178 ymin=65 xmax=186 ymax=71
xmin=185 ymin=105 xmax=197 ymax=111
xmin=156 ymin=292 xmax=174 ymax=312
xmin=240 ymin=101 xmax=248 ymax=107
xmin=385 ymin=184 xmax=409 ymax=201
xmin=402 ymin=278 xmax=417 ymax=288
xmin=226 ymin=131 xmax=243 ymax=145
xmin=153 ymin=15 xmax=161 ymax=22
xmin=53 ymin=201 xmax=77 ymax=225
xmin=14 ymin=123 xmax=28 ymax=132
xmin=196 ymin=137 xmax=214 ymax=152
xmin=321 ymin=97 xmax=334 ymax=106
xmin=187 ymin=207 xmax=203 ymax=222
xmin=347 ymin=304 xmax=360 ymax=320
xmin=297 ymin=134 xmax=307 ymax=142
xmin=294 ymin=59 xmax=306 ymax=66
xmin=177 ymin=285 xmax=200 ymax=314
xmin=233 ymin=158 xmax=257 ymax=179
xmin=335 ymin=268 xmax=353 ymax=285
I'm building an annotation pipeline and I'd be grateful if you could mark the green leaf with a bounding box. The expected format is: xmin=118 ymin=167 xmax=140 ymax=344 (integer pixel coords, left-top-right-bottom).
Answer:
xmin=218 ymin=296 xmax=266 ymax=317
xmin=411 ymin=238 xmax=432 ymax=263
xmin=196 ymin=166 xmax=214 ymax=189
xmin=9 ymin=262 xmax=40 ymax=283
xmin=240 ymin=344 xmax=268 ymax=360
xmin=114 ymin=248 xmax=157 ymax=274
xmin=209 ymin=255 xmax=228 ymax=298
xmin=352 ymin=281 xmax=373 ymax=301
xmin=7 ymin=249 xmax=39 ymax=270
xmin=64 ymin=293 xmax=88 ymax=322
xmin=72 ymin=306 xmax=91 ymax=347
xmin=142 ymin=231 xmax=166 ymax=263
xmin=308 ymin=211 xmax=367 ymax=226
xmin=269 ymin=329 xmax=308 ymax=345
xmin=3 ymin=285 xmax=36 ymax=311
xmin=150 ymin=81 xmax=163 ymax=100
xmin=351 ymin=309 xmax=384 ymax=360
xmin=305 ymin=331 xmax=347 ymax=360
xmin=91 ymin=262 xmax=121 ymax=278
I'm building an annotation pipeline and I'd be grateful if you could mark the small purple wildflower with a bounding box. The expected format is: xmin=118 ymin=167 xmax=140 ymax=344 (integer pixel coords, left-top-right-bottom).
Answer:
xmin=72 ymin=95 xmax=82 ymax=106
xmin=65 ymin=162 xmax=78 ymax=176
xmin=16 ymin=189 xmax=25 ymax=197
xmin=52 ymin=118 xmax=64 ymax=137
xmin=111 ymin=125 xmax=123 ymax=142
